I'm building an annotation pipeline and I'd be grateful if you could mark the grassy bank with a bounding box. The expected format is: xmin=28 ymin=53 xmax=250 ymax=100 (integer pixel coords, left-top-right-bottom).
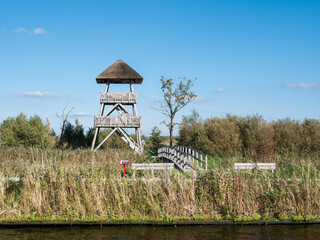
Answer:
xmin=1 ymin=147 xmax=320 ymax=223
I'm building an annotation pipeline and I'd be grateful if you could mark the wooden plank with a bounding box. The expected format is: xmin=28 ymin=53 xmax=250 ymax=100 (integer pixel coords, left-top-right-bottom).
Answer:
xmin=234 ymin=163 xmax=276 ymax=170
xmin=132 ymin=163 xmax=174 ymax=170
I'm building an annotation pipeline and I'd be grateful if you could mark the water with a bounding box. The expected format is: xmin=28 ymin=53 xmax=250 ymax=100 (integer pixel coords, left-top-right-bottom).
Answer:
xmin=0 ymin=225 xmax=319 ymax=240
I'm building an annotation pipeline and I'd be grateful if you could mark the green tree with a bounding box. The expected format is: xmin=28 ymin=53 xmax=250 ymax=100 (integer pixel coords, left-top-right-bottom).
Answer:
xmin=60 ymin=119 xmax=87 ymax=149
xmin=0 ymin=113 xmax=52 ymax=148
xmin=149 ymin=126 xmax=163 ymax=153
xmin=178 ymin=110 xmax=202 ymax=146
xmin=158 ymin=76 xmax=196 ymax=146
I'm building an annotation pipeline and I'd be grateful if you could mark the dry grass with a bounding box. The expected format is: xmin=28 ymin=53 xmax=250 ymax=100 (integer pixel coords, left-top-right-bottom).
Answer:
xmin=0 ymin=147 xmax=320 ymax=222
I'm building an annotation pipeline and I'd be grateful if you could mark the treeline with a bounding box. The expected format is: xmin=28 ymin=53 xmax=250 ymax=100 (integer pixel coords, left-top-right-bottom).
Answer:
xmin=2 ymin=112 xmax=320 ymax=158
xmin=0 ymin=113 xmax=162 ymax=151
xmin=178 ymin=111 xmax=320 ymax=159
xmin=0 ymin=113 xmax=133 ymax=150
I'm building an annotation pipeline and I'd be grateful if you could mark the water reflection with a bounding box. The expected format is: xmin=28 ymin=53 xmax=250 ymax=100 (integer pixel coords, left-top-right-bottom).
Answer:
xmin=0 ymin=225 xmax=319 ymax=240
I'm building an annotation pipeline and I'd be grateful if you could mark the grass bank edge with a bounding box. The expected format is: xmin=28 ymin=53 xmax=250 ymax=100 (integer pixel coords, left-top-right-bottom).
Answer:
xmin=2 ymin=214 xmax=320 ymax=224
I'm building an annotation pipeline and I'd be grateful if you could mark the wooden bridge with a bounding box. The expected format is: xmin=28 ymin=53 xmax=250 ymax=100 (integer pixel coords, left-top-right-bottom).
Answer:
xmin=158 ymin=146 xmax=207 ymax=172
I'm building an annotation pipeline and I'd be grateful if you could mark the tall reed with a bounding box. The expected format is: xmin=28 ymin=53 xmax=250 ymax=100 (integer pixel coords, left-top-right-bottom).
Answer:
xmin=1 ymin=147 xmax=320 ymax=222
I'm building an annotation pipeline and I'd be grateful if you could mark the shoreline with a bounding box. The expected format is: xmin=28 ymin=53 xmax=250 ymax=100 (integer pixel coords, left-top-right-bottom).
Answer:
xmin=1 ymin=219 xmax=320 ymax=227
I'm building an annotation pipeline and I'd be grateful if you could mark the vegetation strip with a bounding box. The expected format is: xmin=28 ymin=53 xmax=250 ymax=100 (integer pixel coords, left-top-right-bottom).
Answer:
xmin=2 ymin=220 xmax=320 ymax=227
xmin=0 ymin=147 xmax=320 ymax=225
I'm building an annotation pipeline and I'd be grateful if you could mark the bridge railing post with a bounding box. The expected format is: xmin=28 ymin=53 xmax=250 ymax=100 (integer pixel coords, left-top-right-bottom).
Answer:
xmin=205 ymin=155 xmax=207 ymax=171
xmin=175 ymin=149 xmax=178 ymax=163
xmin=183 ymin=153 xmax=185 ymax=166
xmin=196 ymin=152 xmax=198 ymax=169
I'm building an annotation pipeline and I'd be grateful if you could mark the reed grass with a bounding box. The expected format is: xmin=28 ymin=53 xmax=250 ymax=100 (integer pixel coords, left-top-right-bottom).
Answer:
xmin=1 ymin=147 xmax=320 ymax=223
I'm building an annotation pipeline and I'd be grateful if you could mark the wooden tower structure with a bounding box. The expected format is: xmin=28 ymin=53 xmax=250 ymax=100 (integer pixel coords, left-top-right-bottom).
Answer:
xmin=91 ymin=60 xmax=143 ymax=153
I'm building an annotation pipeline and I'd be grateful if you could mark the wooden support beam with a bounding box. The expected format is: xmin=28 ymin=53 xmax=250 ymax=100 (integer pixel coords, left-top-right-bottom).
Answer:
xmin=105 ymin=104 xmax=119 ymax=116
xmin=116 ymin=127 xmax=141 ymax=153
xmin=118 ymin=103 xmax=131 ymax=115
xmin=91 ymin=83 xmax=109 ymax=150
xmin=93 ymin=128 xmax=117 ymax=151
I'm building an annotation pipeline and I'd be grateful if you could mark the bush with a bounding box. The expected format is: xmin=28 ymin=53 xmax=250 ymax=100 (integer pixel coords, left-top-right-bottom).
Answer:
xmin=236 ymin=115 xmax=274 ymax=160
xmin=272 ymin=118 xmax=302 ymax=155
xmin=178 ymin=113 xmax=320 ymax=159
xmin=301 ymin=119 xmax=320 ymax=154
xmin=197 ymin=117 xmax=242 ymax=157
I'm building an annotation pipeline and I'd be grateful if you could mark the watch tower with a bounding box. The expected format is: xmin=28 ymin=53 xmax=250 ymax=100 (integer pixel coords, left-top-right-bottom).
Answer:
xmin=91 ymin=60 xmax=143 ymax=153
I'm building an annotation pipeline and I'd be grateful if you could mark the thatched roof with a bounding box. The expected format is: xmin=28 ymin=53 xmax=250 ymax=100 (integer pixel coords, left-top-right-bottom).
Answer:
xmin=96 ymin=60 xmax=143 ymax=84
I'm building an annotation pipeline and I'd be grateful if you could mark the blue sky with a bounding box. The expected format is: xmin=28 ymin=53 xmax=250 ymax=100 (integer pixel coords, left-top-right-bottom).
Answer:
xmin=0 ymin=0 xmax=319 ymax=135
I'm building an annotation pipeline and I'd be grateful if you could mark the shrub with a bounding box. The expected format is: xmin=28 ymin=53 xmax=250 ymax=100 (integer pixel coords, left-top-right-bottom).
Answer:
xmin=301 ymin=119 xmax=320 ymax=154
xmin=199 ymin=117 xmax=242 ymax=157
xmin=272 ymin=118 xmax=302 ymax=156
xmin=178 ymin=114 xmax=320 ymax=159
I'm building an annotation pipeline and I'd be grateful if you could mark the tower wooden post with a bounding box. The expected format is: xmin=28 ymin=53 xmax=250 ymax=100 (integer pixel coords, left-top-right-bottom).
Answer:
xmin=91 ymin=60 xmax=143 ymax=153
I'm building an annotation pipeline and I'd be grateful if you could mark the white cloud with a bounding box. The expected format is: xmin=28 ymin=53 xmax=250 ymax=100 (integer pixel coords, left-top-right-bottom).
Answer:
xmin=14 ymin=27 xmax=27 ymax=33
xmin=283 ymin=82 xmax=318 ymax=88
xmin=215 ymin=88 xmax=227 ymax=92
xmin=70 ymin=112 xmax=91 ymax=117
xmin=22 ymin=91 xmax=57 ymax=98
xmin=192 ymin=96 xmax=205 ymax=103
xmin=34 ymin=28 xmax=47 ymax=35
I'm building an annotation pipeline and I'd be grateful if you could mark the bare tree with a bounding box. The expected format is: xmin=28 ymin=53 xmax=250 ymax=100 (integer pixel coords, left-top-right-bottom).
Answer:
xmin=56 ymin=104 xmax=74 ymax=138
xmin=158 ymin=76 xmax=196 ymax=146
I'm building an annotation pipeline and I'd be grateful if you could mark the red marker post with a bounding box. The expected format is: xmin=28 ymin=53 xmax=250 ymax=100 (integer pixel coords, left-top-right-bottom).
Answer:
xmin=120 ymin=160 xmax=130 ymax=177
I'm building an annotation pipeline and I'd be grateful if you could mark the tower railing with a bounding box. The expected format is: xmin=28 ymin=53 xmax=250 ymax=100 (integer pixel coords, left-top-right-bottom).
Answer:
xmin=94 ymin=116 xmax=141 ymax=128
xmin=100 ymin=92 xmax=138 ymax=104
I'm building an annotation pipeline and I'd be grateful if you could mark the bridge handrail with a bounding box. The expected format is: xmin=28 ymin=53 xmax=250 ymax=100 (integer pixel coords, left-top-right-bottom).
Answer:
xmin=158 ymin=145 xmax=207 ymax=171
xmin=158 ymin=147 xmax=206 ymax=165
xmin=174 ymin=145 xmax=207 ymax=157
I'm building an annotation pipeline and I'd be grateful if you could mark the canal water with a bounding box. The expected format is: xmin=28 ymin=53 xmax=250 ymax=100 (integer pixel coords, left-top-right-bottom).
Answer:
xmin=0 ymin=225 xmax=319 ymax=240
